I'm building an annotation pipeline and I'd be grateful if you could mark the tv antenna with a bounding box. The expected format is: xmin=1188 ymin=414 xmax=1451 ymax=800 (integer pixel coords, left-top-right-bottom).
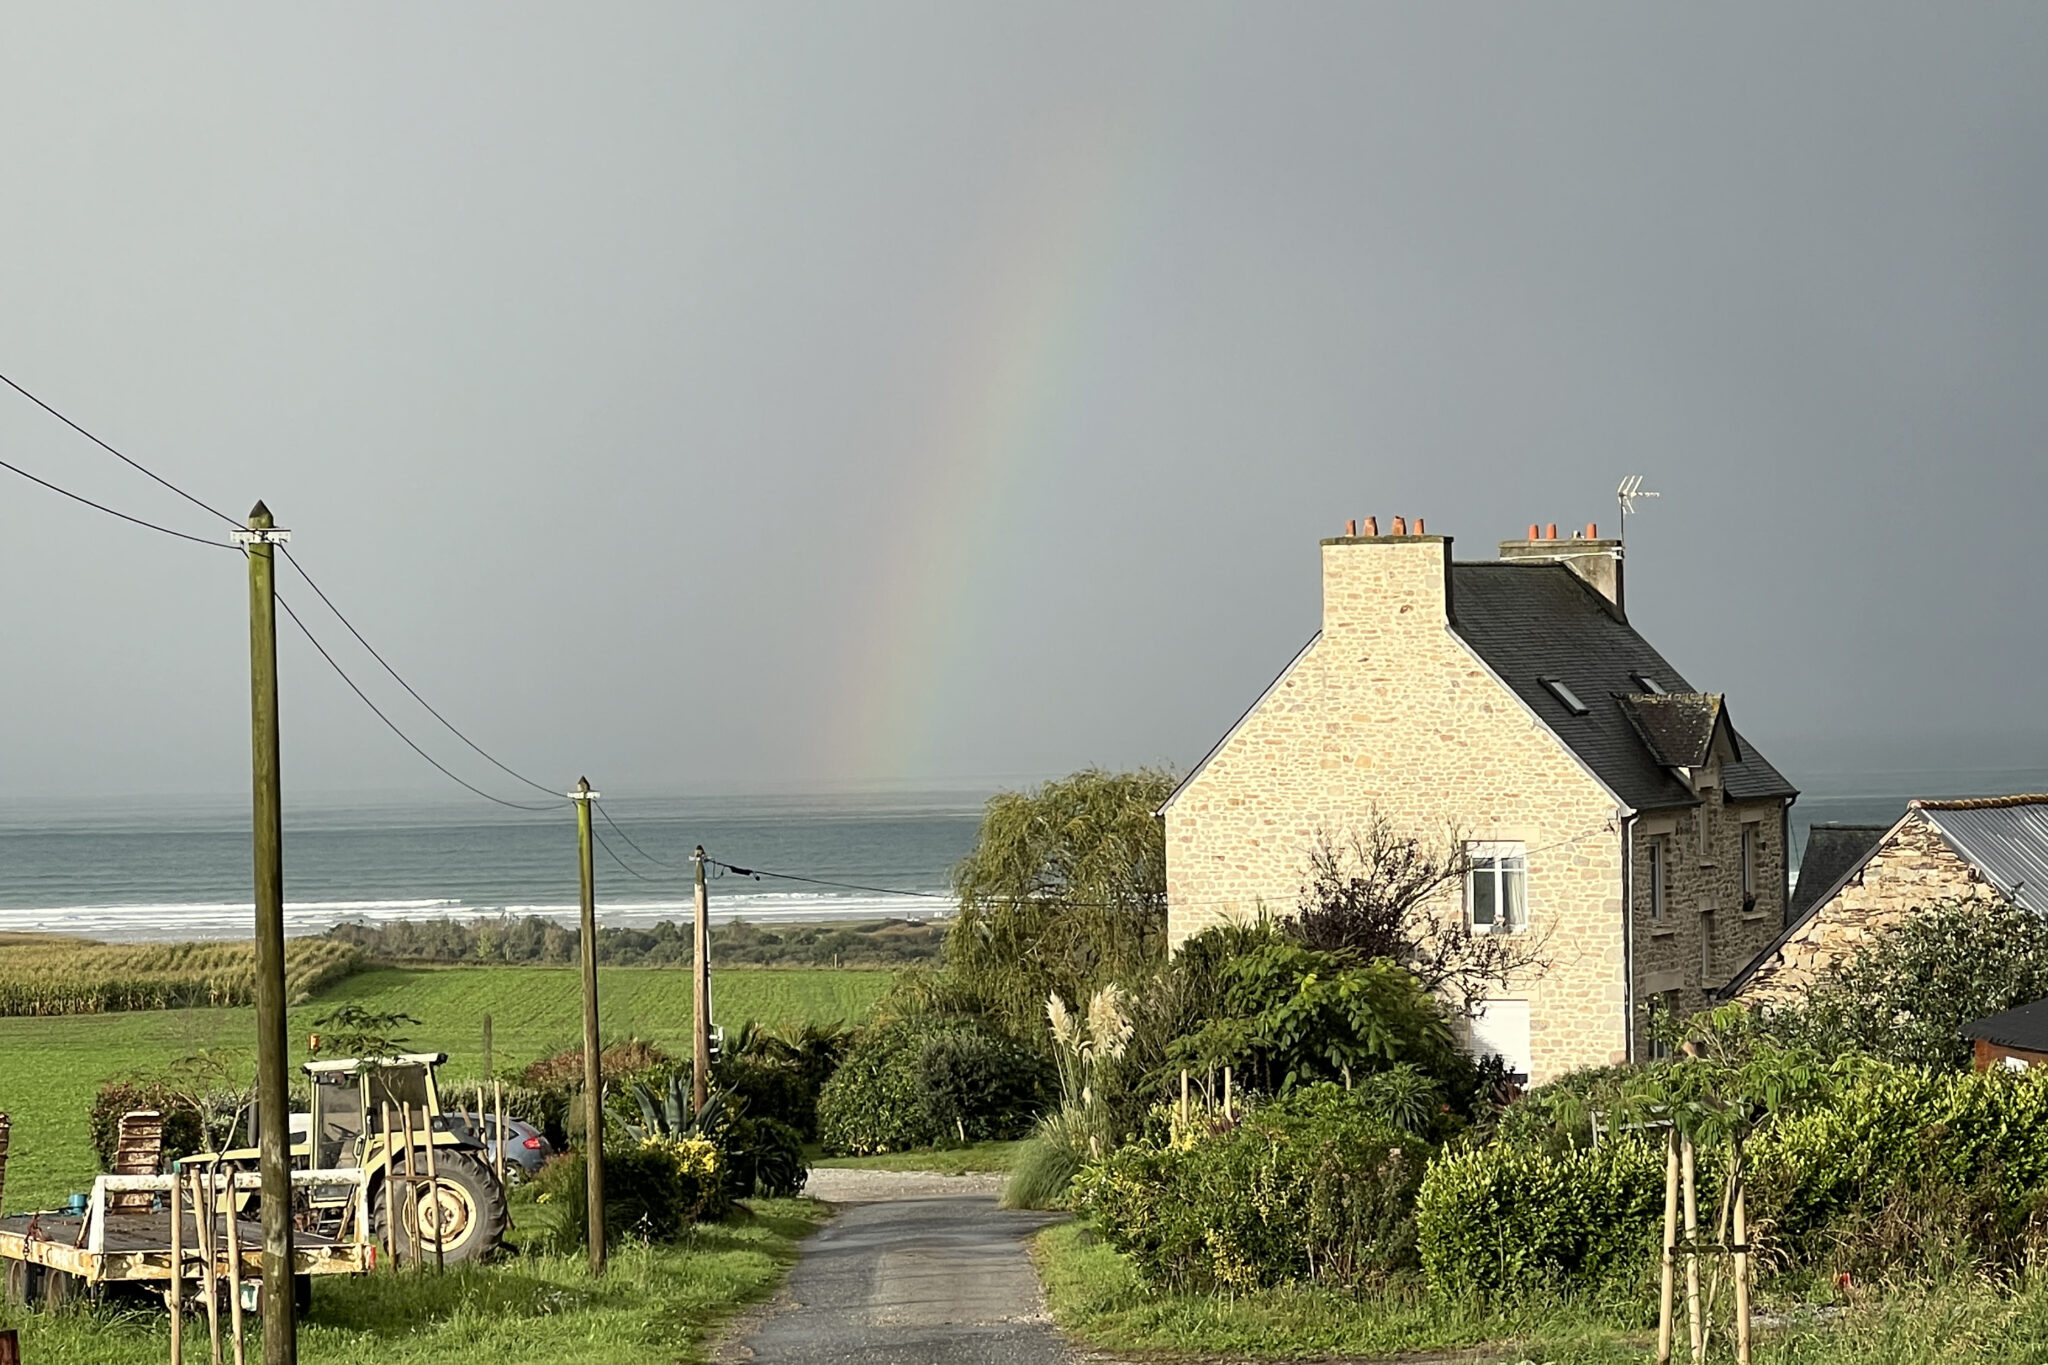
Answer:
xmin=1617 ymin=475 xmax=1659 ymax=544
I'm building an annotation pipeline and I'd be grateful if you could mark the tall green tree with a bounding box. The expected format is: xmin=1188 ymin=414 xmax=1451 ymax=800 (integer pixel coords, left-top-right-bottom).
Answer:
xmin=946 ymin=767 xmax=1176 ymax=1038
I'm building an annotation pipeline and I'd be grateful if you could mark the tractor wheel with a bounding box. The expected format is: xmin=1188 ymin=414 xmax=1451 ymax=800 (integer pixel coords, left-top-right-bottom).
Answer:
xmin=376 ymin=1149 xmax=507 ymax=1265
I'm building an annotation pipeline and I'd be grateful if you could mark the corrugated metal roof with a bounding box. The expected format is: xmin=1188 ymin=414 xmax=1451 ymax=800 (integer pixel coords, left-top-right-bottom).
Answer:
xmin=1918 ymin=796 xmax=2048 ymax=915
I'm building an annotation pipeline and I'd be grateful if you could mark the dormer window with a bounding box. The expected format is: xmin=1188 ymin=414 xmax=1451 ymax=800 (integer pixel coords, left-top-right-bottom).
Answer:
xmin=1541 ymin=677 xmax=1589 ymax=715
xmin=1631 ymin=672 xmax=1667 ymax=695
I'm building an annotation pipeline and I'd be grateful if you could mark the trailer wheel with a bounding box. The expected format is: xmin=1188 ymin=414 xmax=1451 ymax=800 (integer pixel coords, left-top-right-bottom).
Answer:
xmin=2 ymin=1256 xmax=36 ymax=1306
xmin=39 ymin=1266 xmax=79 ymax=1312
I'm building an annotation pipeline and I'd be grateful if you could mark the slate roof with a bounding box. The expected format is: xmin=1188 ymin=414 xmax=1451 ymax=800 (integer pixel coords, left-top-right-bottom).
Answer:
xmin=1789 ymin=823 xmax=1890 ymax=921
xmin=1961 ymin=997 xmax=2048 ymax=1053
xmin=1620 ymin=693 xmax=1731 ymax=769
xmin=1914 ymin=796 xmax=2048 ymax=915
xmin=1449 ymin=562 xmax=1798 ymax=811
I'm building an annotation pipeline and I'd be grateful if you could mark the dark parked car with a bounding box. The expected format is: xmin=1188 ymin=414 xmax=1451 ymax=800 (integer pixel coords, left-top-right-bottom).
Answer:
xmin=463 ymin=1115 xmax=554 ymax=1181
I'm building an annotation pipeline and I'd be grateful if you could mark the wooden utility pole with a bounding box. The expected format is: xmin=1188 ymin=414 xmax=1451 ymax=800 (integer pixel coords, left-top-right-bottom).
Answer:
xmin=569 ymin=778 xmax=605 ymax=1275
xmin=692 ymin=846 xmax=711 ymax=1113
xmin=234 ymin=502 xmax=296 ymax=1364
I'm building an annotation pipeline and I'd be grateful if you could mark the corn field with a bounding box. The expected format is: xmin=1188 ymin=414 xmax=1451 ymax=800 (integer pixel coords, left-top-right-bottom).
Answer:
xmin=0 ymin=938 xmax=363 ymax=1016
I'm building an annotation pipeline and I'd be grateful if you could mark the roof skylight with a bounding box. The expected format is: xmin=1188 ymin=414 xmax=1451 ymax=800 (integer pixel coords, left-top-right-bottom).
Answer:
xmin=1632 ymin=673 xmax=1667 ymax=695
xmin=1541 ymin=677 xmax=1590 ymax=715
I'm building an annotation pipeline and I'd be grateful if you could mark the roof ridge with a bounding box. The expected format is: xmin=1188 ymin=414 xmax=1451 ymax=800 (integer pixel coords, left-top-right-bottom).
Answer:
xmin=1911 ymin=794 xmax=2048 ymax=810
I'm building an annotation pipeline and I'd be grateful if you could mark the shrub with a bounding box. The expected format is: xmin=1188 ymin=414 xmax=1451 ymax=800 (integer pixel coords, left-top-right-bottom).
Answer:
xmin=720 ymin=1114 xmax=808 ymax=1199
xmin=88 ymin=1081 xmax=209 ymax=1169
xmin=1075 ymin=1084 xmax=1426 ymax=1293
xmin=1415 ymin=1136 xmax=1666 ymax=1301
xmin=519 ymin=1038 xmax=673 ymax=1146
xmin=527 ymin=1135 xmax=726 ymax=1250
xmin=816 ymin=1016 xmax=1050 ymax=1155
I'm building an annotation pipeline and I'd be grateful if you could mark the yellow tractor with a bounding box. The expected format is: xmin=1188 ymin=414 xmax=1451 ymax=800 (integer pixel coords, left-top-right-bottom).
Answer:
xmin=200 ymin=1052 xmax=507 ymax=1265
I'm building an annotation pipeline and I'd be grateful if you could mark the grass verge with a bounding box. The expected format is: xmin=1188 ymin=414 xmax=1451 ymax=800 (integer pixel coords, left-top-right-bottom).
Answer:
xmin=0 ymin=1198 xmax=827 ymax=1365
xmin=810 ymin=1139 xmax=1023 ymax=1174
xmin=1033 ymin=1222 xmax=2048 ymax=1364
xmin=0 ymin=965 xmax=889 ymax=1211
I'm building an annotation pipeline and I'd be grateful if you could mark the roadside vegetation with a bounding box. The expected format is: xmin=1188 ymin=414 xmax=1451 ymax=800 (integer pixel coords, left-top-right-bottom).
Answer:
xmin=326 ymin=913 xmax=946 ymax=969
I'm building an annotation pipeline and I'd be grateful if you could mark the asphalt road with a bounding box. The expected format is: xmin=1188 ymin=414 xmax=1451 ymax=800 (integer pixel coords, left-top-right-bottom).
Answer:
xmin=719 ymin=1187 xmax=1071 ymax=1365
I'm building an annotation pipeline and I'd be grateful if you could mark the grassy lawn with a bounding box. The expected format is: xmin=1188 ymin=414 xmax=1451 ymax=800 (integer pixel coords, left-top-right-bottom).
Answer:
xmin=0 ymin=965 xmax=888 ymax=1212
xmin=0 ymin=1198 xmax=827 ymax=1364
xmin=1034 ymin=1223 xmax=2048 ymax=1364
xmin=810 ymin=1139 xmax=1022 ymax=1174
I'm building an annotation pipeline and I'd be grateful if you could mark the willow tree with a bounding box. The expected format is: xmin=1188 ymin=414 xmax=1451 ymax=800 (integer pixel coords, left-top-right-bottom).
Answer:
xmin=946 ymin=767 xmax=1176 ymax=1040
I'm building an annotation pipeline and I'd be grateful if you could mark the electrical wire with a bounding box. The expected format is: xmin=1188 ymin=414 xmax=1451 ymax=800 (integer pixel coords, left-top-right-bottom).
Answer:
xmin=596 ymin=802 xmax=681 ymax=870
xmin=0 ymin=369 xmax=241 ymax=527
xmin=279 ymin=546 xmax=564 ymax=800
xmin=593 ymin=825 xmax=660 ymax=883
xmin=0 ymin=454 xmax=238 ymax=550
xmin=276 ymin=592 xmax=564 ymax=813
xmin=706 ymin=858 xmax=951 ymax=901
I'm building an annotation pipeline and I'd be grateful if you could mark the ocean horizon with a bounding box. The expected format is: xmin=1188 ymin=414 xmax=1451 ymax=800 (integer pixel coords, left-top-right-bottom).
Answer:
xmin=6 ymin=766 xmax=2048 ymax=943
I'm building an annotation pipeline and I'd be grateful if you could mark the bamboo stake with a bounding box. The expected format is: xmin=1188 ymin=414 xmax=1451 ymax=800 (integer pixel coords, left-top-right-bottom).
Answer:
xmin=1733 ymin=1140 xmax=1752 ymax=1365
xmin=1682 ymin=1133 xmax=1702 ymax=1363
xmin=168 ymin=1166 xmax=184 ymax=1365
xmin=222 ymin=1181 xmax=246 ymax=1365
xmin=1223 ymin=1066 xmax=1234 ymax=1120
xmin=193 ymin=1172 xmax=222 ymax=1365
xmin=492 ymin=1079 xmax=506 ymax=1188
xmin=1656 ymin=1126 xmax=1679 ymax=1365
xmin=422 ymin=1121 xmax=445 ymax=1273
xmin=379 ymin=1103 xmax=397 ymax=1268
xmin=401 ymin=1104 xmax=421 ymax=1269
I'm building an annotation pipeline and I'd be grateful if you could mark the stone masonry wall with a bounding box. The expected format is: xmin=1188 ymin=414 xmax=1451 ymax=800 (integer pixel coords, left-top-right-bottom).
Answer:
xmin=1736 ymin=815 xmax=1996 ymax=1004
xmin=1163 ymin=536 xmax=1628 ymax=1084
xmin=1632 ymin=793 xmax=1788 ymax=1039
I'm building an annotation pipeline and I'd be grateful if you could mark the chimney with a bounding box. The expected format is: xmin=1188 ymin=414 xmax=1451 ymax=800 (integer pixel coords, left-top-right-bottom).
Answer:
xmin=1321 ymin=518 xmax=1455 ymax=635
xmin=1499 ymin=522 xmax=1625 ymax=613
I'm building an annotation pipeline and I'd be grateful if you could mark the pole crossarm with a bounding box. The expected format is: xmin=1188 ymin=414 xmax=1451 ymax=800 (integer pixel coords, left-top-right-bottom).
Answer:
xmin=230 ymin=528 xmax=292 ymax=545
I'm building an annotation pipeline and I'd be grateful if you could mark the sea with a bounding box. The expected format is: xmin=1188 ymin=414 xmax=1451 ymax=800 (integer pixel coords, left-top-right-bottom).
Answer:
xmin=0 ymin=789 xmax=986 ymax=943
xmin=5 ymin=766 xmax=2048 ymax=943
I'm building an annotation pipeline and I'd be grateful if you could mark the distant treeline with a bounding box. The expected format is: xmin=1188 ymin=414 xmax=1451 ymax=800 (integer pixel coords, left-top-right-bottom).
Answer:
xmin=322 ymin=913 xmax=947 ymax=969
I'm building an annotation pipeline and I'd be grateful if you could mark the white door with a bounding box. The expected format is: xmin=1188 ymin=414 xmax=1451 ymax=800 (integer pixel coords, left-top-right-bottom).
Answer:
xmin=1467 ymin=998 xmax=1532 ymax=1081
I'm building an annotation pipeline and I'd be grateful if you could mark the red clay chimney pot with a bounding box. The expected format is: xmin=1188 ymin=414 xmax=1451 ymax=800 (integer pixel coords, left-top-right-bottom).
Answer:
xmin=1345 ymin=518 xmax=1357 ymax=537
xmin=1585 ymin=522 xmax=1597 ymax=539
xmin=1364 ymin=516 xmax=1378 ymax=536
xmin=1392 ymin=515 xmax=1406 ymax=535
xmin=1547 ymin=523 xmax=1558 ymax=540
xmin=1413 ymin=517 xmax=1425 ymax=534
xmin=1527 ymin=523 xmax=1540 ymax=540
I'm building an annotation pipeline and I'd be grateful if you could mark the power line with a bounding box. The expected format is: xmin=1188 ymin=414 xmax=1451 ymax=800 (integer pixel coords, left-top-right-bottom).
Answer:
xmin=276 ymin=592 xmax=563 ymax=813
xmin=0 ymin=454 xmax=237 ymax=550
xmin=0 ymin=369 xmax=241 ymax=527
xmin=596 ymin=802 xmax=681 ymax=870
xmin=280 ymin=546 xmax=561 ymax=799
xmin=593 ymin=825 xmax=661 ymax=883
xmin=707 ymin=858 xmax=951 ymax=901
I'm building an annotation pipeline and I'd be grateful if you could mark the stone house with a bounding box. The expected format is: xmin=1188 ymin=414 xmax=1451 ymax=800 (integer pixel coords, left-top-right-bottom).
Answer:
xmin=1159 ymin=520 xmax=1798 ymax=1084
xmin=1727 ymin=794 xmax=2048 ymax=1003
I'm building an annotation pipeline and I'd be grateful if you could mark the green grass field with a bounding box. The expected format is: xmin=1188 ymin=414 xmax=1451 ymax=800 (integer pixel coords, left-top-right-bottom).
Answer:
xmin=0 ymin=1199 xmax=826 ymax=1365
xmin=0 ymin=964 xmax=888 ymax=1212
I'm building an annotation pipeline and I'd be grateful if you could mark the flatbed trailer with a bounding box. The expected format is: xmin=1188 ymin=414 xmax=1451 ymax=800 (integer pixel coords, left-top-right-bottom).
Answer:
xmin=0 ymin=1169 xmax=373 ymax=1304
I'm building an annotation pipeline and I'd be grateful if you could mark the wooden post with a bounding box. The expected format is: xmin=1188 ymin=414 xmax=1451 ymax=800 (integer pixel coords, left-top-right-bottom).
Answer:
xmin=491 ymin=1078 xmax=506 ymax=1188
xmin=169 ymin=1170 xmax=185 ymax=1365
xmin=236 ymin=502 xmax=297 ymax=1365
xmin=1656 ymin=1126 xmax=1679 ymax=1365
xmin=1681 ymin=1132 xmax=1702 ymax=1363
xmin=570 ymin=779 xmax=606 ymax=1276
xmin=691 ymin=847 xmax=711 ymax=1115
xmin=1733 ymin=1140 xmax=1752 ymax=1365
xmin=0 ymin=1328 xmax=17 ymax=1365
xmin=483 ymin=1015 xmax=505 ymax=1188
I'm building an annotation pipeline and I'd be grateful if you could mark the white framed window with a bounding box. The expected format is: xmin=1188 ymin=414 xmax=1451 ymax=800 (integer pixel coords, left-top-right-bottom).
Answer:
xmin=1648 ymin=836 xmax=1668 ymax=923
xmin=1741 ymin=822 xmax=1761 ymax=912
xmin=1467 ymin=842 xmax=1528 ymax=933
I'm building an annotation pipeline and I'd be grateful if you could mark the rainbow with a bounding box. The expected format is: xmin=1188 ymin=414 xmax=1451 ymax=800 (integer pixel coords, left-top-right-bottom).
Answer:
xmin=829 ymin=17 xmax=1232 ymax=782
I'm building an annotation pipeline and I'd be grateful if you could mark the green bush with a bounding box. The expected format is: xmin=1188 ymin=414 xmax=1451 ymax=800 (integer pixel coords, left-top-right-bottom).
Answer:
xmin=1075 ymin=1084 xmax=1426 ymax=1293
xmin=816 ymin=1016 xmax=1049 ymax=1155
xmin=719 ymin=1114 xmax=808 ymax=1199
xmin=1416 ymin=1136 xmax=1666 ymax=1301
xmin=87 ymin=1081 xmax=210 ymax=1170
xmin=526 ymin=1135 xmax=727 ymax=1250
xmin=1748 ymin=1061 xmax=2048 ymax=1274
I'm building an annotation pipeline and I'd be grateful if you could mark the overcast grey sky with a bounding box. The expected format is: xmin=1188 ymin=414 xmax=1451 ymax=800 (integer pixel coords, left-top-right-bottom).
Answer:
xmin=3 ymin=4 xmax=2046 ymax=802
